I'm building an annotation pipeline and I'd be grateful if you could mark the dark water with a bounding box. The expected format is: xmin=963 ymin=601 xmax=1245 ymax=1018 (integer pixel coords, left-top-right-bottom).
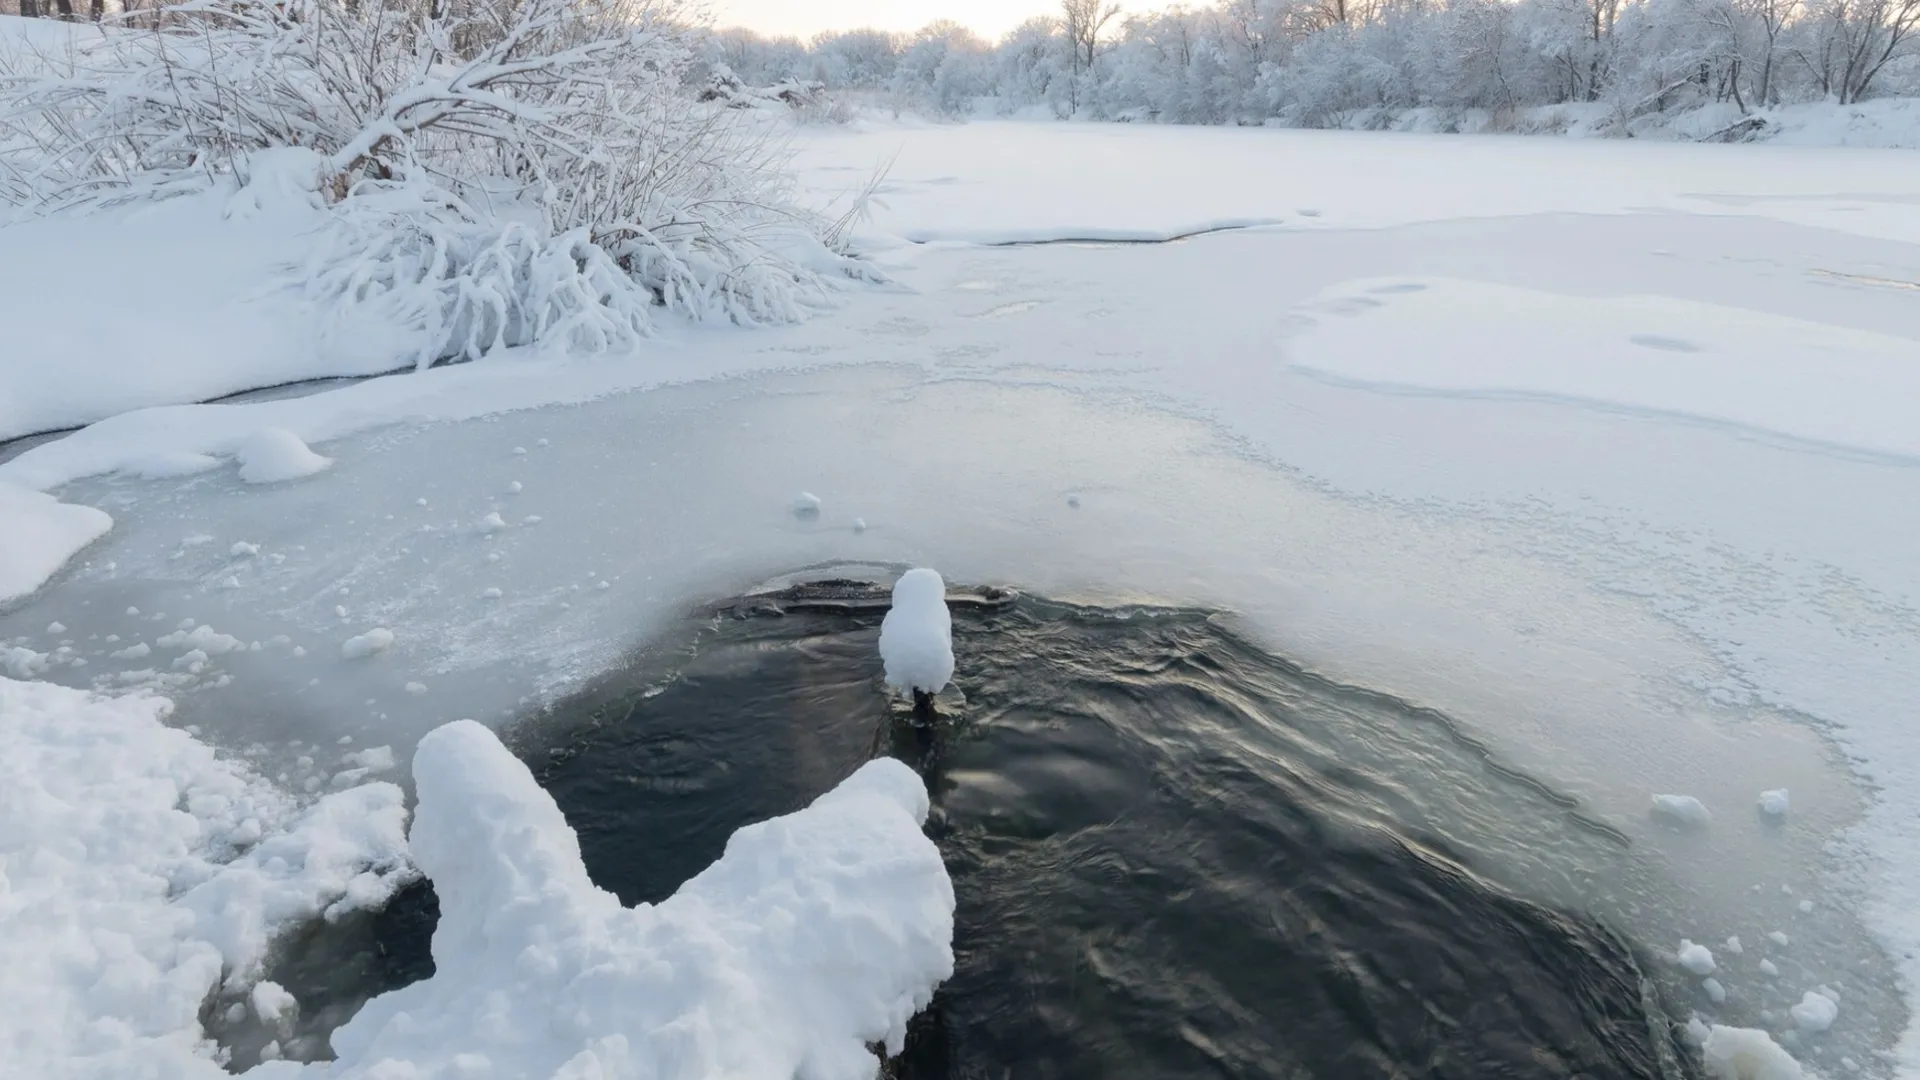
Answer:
xmin=264 ymin=585 xmax=1693 ymax=1079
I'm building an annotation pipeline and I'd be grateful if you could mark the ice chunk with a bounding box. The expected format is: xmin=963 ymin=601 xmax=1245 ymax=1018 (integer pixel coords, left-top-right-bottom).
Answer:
xmin=340 ymin=629 xmax=395 ymax=660
xmin=236 ymin=428 xmax=332 ymax=483
xmin=311 ymin=720 xmax=954 ymax=1079
xmin=156 ymin=624 xmax=243 ymax=655
xmin=3 ymin=646 xmax=49 ymax=679
xmin=1797 ymin=900 xmax=1813 ymax=914
xmin=853 ymin=517 xmax=868 ymax=533
xmin=46 ymin=621 xmax=67 ymax=635
xmin=251 ymin=981 xmax=297 ymax=1023
xmin=1699 ymin=1025 xmax=1808 ymax=1079
xmin=512 ymin=446 xmax=527 ymax=455
xmin=793 ymin=491 xmax=822 ymax=518
xmin=1652 ymin=794 xmax=1711 ymax=826
xmin=1758 ymin=789 xmax=1789 ymax=817
xmin=345 ymin=745 xmax=396 ymax=773
xmin=480 ymin=587 xmax=503 ymax=599
xmin=1703 ymin=977 xmax=1726 ymax=1003
xmin=880 ymin=568 xmax=955 ymax=696
xmin=1790 ymin=990 xmax=1838 ymax=1032
xmin=110 ymin=642 xmax=151 ymax=661
xmin=231 ymin=541 xmax=260 ymax=558
xmin=1678 ymin=939 xmax=1717 ymax=976
xmin=1725 ymin=936 xmax=1743 ymax=954
xmin=406 ymin=682 xmax=429 ymax=695
xmin=478 ymin=512 xmax=506 ymax=534
xmin=0 ymin=482 xmax=112 ymax=605
xmin=1769 ymin=931 xmax=1791 ymax=947
xmin=1759 ymin=958 xmax=1780 ymax=977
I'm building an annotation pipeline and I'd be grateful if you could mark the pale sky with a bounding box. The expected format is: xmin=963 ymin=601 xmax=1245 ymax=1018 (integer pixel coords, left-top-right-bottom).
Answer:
xmin=712 ymin=0 xmax=1105 ymax=41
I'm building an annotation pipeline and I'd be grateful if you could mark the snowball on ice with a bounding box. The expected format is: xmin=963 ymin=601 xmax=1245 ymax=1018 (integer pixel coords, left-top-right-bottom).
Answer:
xmin=880 ymin=568 xmax=955 ymax=696
xmin=792 ymin=491 xmax=822 ymax=518
xmin=1790 ymin=991 xmax=1838 ymax=1032
xmin=0 ymin=481 xmax=112 ymax=605
xmin=1699 ymin=1025 xmax=1809 ymax=1080
xmin=1652 ymin=794 xmax=1711 ymax=827
xmin=237 ymin=428 xmax=332 ymax=483
xmin=340 ymin=628 xmax=395 ymax=660
xmin=1758 ymin=789 xmax=1790 ymax=817
xmin=1677 ymin=940 xmax=1717 ymax=976
xmin=305 ymin=719 xmax=954 ymax=1080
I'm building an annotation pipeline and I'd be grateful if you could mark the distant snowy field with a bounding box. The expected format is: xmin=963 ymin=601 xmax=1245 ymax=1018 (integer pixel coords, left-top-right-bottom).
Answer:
xmin=6 ymin=107 xmax=1920 ymax=1077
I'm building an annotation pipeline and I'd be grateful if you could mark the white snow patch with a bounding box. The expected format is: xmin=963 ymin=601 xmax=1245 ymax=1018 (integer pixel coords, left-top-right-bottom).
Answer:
xmin=880 ymin=568 xmax=955 ymax=696
xmin=237 ymin=428 xmax=332 ymax=484
xmin=340 ymin=629 xmax=395 ymax=660
xmin=0 ymin=482 xmax=112 ymax=605
xmin=288 ymin=719 xmax=953 ymax=1079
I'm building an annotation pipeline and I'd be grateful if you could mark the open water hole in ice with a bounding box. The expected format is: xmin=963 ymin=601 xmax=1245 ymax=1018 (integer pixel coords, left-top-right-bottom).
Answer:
xmin=269 ymin=587 xmax=1692 ymax=1078
xmin=2 ymin=365 xmax=1902 ymax=1072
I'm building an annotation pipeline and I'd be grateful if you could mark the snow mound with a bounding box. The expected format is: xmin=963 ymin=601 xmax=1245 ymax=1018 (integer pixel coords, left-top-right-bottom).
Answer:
xmin=0 ymin=675 xmax=412 ymax=1080
xmin=340 ymin=628 xmax=394 ymax=660
xmin=879 ymin=568 xmax=955 ymax=696
xmin=1652 ymin=793 xmax=1711 ymax=827
xmin=237 ymin=428 xmax=332 ymax=484
xmin=1791 ymin=990 xmax=1839 ymax=1032
xmin=1699 ymin=1024 xmax=1809 ymax=1079
xmin=293 ymin=719 xmax=953 ymax=1080
xmin=0 ymin=481 xmax=112 ymax=604
xmin=1678 ymin=939 xmax=1717 ymax=975
xmin=1759 ymin=788 xmax=1790 ymax=817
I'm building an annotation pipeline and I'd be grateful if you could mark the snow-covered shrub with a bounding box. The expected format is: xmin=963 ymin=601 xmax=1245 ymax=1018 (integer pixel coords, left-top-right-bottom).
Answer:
xmin=0 ymin=0 xmax=869 ymax=366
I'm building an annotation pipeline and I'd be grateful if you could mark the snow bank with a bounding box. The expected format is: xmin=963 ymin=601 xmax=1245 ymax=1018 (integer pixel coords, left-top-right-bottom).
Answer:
xmin=280 ymin=720 xmax=952 ymax=1080
xmin=238 ymin=428 xmax=333 ymax=483
xmin=0 ymin=480 xmax=111 ymax=604
xmin=0 ymin=676 xmax=412 ymax=1080
xmin=879 ymin=568 xmax=955 ymax=696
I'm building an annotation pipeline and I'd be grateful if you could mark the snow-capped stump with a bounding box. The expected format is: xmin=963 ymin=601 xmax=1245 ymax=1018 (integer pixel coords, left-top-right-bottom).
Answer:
xmin=1652 ymin=793 xmax=1711 ymax=827
xmin=340 ymin=628 xmax=395 ymax=660
xmin=1758 ymin=788 xmax=1790 ymax=818
xmin=792 ymin=491 xmax=822 ymax=519
xmin=1791 ymin=990 xmax=1838 ymax=1032
xmin=880 ymin=568 xmax=955 ymax=718
xmin=236 ymin=428 xmax=332 ymax=483
xmin=1677 ymin=939 xmax=1717 ymax=976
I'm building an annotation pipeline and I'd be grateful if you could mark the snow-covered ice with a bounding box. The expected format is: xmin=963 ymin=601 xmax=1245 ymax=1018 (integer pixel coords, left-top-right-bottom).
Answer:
xmin=0 ymin=675 xmax=411 ymax=1079
xmin=879 ymin=568 xmax=955 ymax=696
xmin=237 ymin=429 xmax=332 ymax=484
xmin=0 ymin=482 xmax=111 ymax=604
xmin=249 ymin=720 xmax=953 ymax=1080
